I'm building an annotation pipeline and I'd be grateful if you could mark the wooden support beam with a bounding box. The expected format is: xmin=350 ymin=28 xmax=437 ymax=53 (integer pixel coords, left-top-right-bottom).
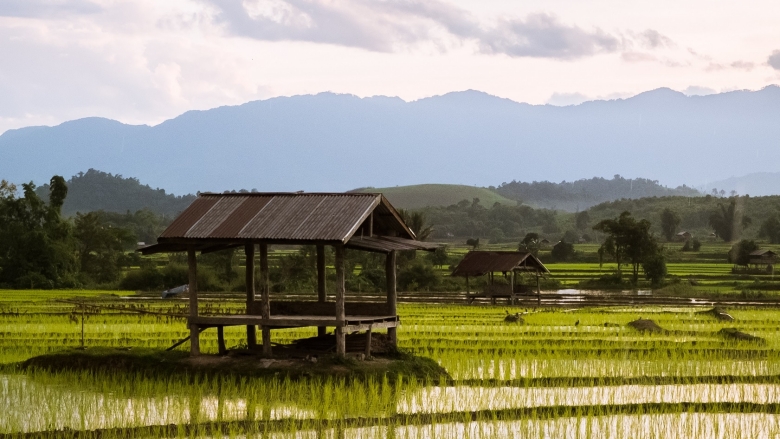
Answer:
xmin=386 ymin=250 xmax=397 ymax=346
xmin=245 ymin=243 xmax=256 ymax=348
xmin=188 ymin=248 xmax=200 ymax=356
xmin=365 ymin=327 xmax=372 ymax=359
xmin=217 ymin=326 xmax=226 ymax=355
xmin=317 ymin=244 xmax=327 ymax=337
xmin=465 ymin=275 xmax=471 ymax=304
xmin=335 ymin=244 xmax=346 ymax=356
xmin=536 ymin=272 xmax=541 ymax=306
xmin=188 ymin=315 xmax=398 ymax=331
xmin=260 ymin=243 xmax=272 ymax=356
xmin=510 ymin=271 xmax=516 ymax=306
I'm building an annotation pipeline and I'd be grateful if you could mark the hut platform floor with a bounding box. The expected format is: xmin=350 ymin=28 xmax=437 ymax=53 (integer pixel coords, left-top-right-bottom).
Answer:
xmin=189 ymin=314 xmax=399 ymax=332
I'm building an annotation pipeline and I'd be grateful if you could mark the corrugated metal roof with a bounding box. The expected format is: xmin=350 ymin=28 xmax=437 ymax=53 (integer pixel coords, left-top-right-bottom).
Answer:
xmin=452 ymin=251 xmax=549 ymax=277
xmin=157 ymin=192 xmax=413 ymax=244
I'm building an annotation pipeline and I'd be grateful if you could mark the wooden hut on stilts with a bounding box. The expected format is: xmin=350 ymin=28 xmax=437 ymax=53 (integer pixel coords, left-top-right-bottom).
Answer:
xmin=140 ymin=192 xmax=436 ymax=357
xmin=452 ymin=251 xmax=550 ymax=305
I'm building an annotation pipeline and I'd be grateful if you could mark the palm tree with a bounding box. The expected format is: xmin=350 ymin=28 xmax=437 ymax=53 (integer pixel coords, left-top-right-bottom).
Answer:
xmin=398 ymin=209 xmax=433 ymax=241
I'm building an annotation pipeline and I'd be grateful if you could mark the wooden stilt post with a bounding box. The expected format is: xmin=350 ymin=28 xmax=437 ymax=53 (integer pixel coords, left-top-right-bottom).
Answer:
xmin=536 ymin=271 xmax=541 ymax=306
xmin=260 ymin=243 xmax=272 ymax=356
xmin=188 ymin=248 xmax=200 ymax=356
xmin=365 ymin=327 xmax=372 ymax=359
xmin=245 ymin=243 xmax=256 ymax=348
xmin=317 ymin=244 xmax=327 ymax=337
xmin=217 ymin=326 xmax=226 ymax=355
xmin=510 ymin=271 xmax=516 ymax=305
xmin=465 ymin=275 xmax=470 ymax=304
xmin=385 ymin=250 xmax=397 ymax=346
xmin=335 ymin=244 xmax=346 ymax=357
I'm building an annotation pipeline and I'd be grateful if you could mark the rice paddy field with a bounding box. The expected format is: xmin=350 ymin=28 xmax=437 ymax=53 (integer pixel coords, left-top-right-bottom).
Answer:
xmin=2 ymin=289 xmax=780 ymax=438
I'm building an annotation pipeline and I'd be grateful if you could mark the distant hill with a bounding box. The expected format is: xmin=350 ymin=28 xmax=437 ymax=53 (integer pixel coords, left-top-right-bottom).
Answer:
xmin=355 ymin=184 xmax=516 ymax=209
xmin=496 ymin=176 xmax=701 ymax=211
xmin=701 ymin=172 xmax=780 ymax=197
xmin=34 ymin=169 xmax=195 ymax=217
xmin=2 ymin=86 xmax=780 ymax=195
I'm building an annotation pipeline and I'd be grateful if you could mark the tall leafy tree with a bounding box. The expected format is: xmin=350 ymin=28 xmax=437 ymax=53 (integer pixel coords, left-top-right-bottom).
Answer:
xmin=575 ymin=211 xmax=590 ymax=230
xmin=519 ymin=232 xmax=540 ymax=255
xmin=709 ymin=198 xmax=751 ymax=242
xmin=660 ymin=208 xmax=681 ymax=241
xmin=0 ymin=176 xmax=77 ymax=288
xmin=73 ymin=212 xmax=136 ymax=283
xmin=593 ymin=211 xmax=665 ymax=285
xmin=759 ymin=214 xmax=780 ymax=244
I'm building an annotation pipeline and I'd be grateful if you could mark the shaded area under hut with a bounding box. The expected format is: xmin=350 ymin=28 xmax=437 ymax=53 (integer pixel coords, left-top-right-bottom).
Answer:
xmin=451 ymin=251 xmax=550 ymax=305
xmin=140 ymin=192 xmax=437 ymax=358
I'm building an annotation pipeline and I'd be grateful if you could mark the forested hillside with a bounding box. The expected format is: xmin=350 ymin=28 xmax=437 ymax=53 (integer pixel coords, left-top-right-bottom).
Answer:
xmin=494 ymin=175 xmax=701 ymax=211
xmin=421 ymin=194 xmax=780 ymax=246
xmin=34 ymin=169 xmax=195 ymax=217
xmin=356 ymin=184 xmax=516 ymax=209
xmin=585 ymin=195 xmax=780 ymax=240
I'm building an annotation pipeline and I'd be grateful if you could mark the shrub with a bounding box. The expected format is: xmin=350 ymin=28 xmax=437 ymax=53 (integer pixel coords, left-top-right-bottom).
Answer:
xmin=643 ymin=253 xmax=668 ymax=286
xmin=728 ymin=240 xmax=759 ymax=267
xmin=119 ymin=267 xmax=164 ymax=291
xmin=398 ymin=262 xmax=440 ymax=291
xmin=551 ymin=240 xmax=575 ymax=261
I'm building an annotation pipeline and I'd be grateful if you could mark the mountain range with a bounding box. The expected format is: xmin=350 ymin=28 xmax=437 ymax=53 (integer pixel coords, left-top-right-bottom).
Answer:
xmin=2 ymin=87 xmax=780 ymax=195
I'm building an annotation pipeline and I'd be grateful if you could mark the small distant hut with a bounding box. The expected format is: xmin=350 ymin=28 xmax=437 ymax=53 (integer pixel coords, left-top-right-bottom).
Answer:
xmin=749 ymin=249 xmax=778 ymax=271
xmin=675 ymin=231 xmax=693 ymax=242
xmin=451 ymin=251 xmax=550 ymax=305
xmin=140 ymin=192 xmax=437 ymax=357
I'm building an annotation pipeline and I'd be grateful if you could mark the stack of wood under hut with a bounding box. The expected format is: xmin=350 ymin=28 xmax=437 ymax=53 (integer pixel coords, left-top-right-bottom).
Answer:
xmin=451 ymin=251 xmax=550 ymax=305
xmin=140 ymin=192 xmax=438 ymax=358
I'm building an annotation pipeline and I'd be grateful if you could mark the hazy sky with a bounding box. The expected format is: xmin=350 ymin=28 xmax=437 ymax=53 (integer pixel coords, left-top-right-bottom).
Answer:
xmin=1 ymin=0 xmax=779 ymax=134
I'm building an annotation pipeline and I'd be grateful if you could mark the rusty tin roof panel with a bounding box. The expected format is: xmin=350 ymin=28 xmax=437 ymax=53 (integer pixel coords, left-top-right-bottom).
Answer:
xmin=186 ymin=196 xmax=247 ymax=238
xmin=161 ymin=193 xmax=382 ymax=242
xmin=161 ymin=197 xmax=220 ymax=238
xmin=209 ymin=196 xmax=273 ymax=238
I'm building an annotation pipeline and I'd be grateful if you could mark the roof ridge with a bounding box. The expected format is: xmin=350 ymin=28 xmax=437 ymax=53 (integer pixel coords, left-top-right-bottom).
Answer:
xmin=199 ymin=192 xmax=378 ymax=196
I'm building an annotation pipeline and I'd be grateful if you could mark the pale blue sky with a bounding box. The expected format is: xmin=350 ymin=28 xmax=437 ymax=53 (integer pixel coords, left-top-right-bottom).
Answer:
xmin=0 ymin=0 xmax=778 ymax=134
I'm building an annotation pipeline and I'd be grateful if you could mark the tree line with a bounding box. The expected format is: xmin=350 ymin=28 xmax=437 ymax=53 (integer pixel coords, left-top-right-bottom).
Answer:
xmin=0 ymin=177 xmax=168 ymax=288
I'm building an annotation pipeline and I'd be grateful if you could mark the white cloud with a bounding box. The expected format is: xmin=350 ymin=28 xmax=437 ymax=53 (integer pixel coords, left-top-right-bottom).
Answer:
xmin=0 ymin=0 xmax=102 ymax=18
xmin=768 ymin=50 xmax=780 ymax=70
xmin=204 ymin=0 xmax=628 ymax=59
xmin=0 ymin=0 xmax=778 ymax=135
xmin=682 ymin=85 xmax=716 ymax=96
xmin=546 ymin=92 xmax=590 ymax=106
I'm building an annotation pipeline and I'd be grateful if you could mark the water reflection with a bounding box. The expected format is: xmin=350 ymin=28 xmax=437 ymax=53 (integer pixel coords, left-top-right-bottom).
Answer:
xmin=400 ymin=383 xmax=780 ymax=413
xmin=4 ymin=373 xmax=780 ymax=435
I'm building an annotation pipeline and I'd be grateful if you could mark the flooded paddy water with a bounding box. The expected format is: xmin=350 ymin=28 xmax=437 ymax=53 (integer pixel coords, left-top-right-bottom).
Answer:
xmin=2 ymin=291 xmax=780 ymax=437
xmin=4 ymin=373 xmax=780 ymax=437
